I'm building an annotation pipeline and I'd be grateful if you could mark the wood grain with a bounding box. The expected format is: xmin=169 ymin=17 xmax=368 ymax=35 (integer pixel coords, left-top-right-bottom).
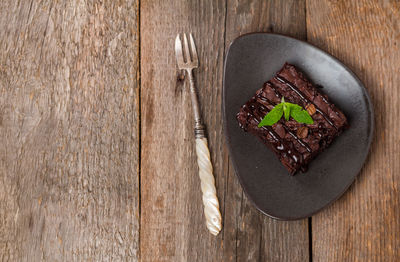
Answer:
xmin=307 ymin=0 xmax=400 ymax=261
xmin=0 ymin=1 xmax=140 ymax=261
xmin=223 ymin=1 xmax=310 ymax=262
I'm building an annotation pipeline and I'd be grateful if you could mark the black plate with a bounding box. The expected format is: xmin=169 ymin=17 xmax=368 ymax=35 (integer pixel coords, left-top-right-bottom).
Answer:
xmin=223 ymin=33 xmax=374 ymax=220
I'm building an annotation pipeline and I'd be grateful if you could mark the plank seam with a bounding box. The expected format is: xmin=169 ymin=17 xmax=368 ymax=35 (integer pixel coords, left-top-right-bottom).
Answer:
xmin=305 ymin=3 xmax=312 ymax=262
xmin=308 ymin=217 xmax=312 ymax=262
xmin=138 ymin=0 xmax=142 ymax=260
xmin=221 ymin=0 xmax=229 ymax=244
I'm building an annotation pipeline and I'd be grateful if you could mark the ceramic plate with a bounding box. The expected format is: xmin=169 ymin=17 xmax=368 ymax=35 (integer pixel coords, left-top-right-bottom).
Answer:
xmin=223 ymin=33 xmax=373 ymax=220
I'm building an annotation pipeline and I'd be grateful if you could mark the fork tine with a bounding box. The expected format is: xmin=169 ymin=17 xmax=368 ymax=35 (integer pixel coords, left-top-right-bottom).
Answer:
xmin=189 ymin=33 xmax=198 ymax=65
xmin=183 ymin=33 xmax=191 ymax=62
xmin=175 ymin=34 xmax=184 ymax=66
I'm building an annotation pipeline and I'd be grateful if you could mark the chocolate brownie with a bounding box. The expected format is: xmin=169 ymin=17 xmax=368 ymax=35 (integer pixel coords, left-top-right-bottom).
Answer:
xmin=237 ymin=63 xmax=348 ymax=175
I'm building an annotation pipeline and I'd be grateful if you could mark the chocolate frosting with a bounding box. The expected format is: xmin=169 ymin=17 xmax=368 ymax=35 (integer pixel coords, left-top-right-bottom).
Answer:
xmin=237 ymin=63 xmax=348 ymax=175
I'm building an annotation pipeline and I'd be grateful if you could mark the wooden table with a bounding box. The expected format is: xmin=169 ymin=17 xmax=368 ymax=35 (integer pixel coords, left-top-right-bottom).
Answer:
xmin=0 ymin=1 xmax=399 ymax=261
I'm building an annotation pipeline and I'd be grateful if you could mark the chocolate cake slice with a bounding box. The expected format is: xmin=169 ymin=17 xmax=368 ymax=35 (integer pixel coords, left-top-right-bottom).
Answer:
xmin=237 ymin=63 xmax=348 ymax=175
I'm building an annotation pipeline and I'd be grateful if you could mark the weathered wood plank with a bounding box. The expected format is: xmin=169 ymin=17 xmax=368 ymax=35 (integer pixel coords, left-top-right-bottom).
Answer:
xmin=140 ymin=0 xmax=228 ymax=261
xmin=223 ymin=1 xmax=310 ymax=261
xmin=141 ymin=0 xmax=310 ymax=261
xmin=0 ymin=1 xmax=140 ymax=261
xmin=307 ymin=1 xmax=400 ymax=261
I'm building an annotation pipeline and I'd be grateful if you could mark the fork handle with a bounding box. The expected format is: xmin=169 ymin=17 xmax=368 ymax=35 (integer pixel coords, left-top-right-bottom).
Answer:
xmin=187 ymin=69 xmax=222 ymax=235
xmin=195 ymin=137 xmax=222 ymax=235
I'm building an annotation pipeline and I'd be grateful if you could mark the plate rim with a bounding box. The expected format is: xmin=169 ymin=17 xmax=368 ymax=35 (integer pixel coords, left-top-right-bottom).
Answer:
xmin=222 ymin=32 xmax=374 ymax=220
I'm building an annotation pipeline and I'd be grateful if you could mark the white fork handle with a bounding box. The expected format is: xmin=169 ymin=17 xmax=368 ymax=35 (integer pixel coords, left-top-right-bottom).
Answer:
xmin=195 ymin=137 xmax=222 ymax=235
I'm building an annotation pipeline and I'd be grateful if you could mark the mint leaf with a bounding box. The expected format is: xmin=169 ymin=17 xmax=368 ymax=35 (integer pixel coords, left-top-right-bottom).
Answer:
xmin=286 ymin=103 xmax=303 ymax=112
xmin=258 ymin=104 xmax=283 ymax=127
xmin=283 ymin=103 xmax=291 ymax=121
xmin=257 ymin=97 xmax=314 ymax=127
xmin=280 ymin=97 xmax=294 ymax=121
xmin=291 ymin=107 xmax=314 ymax=124
xmin=284 ymin=103 xmax=303 ymax=121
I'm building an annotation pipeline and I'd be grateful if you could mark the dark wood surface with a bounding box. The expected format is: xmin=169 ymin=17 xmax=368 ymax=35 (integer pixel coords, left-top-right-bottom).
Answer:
xmin=1 ymin=0 xmax=399 ymax=261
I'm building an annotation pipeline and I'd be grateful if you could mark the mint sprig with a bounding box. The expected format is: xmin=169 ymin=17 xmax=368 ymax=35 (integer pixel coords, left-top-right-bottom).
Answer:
xmin=258 ymin=97 xmax=314 ymax=127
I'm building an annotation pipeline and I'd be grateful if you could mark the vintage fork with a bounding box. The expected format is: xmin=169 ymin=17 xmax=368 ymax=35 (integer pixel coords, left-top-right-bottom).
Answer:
xmin=175 ymin=33 xmax=222 ymax=235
